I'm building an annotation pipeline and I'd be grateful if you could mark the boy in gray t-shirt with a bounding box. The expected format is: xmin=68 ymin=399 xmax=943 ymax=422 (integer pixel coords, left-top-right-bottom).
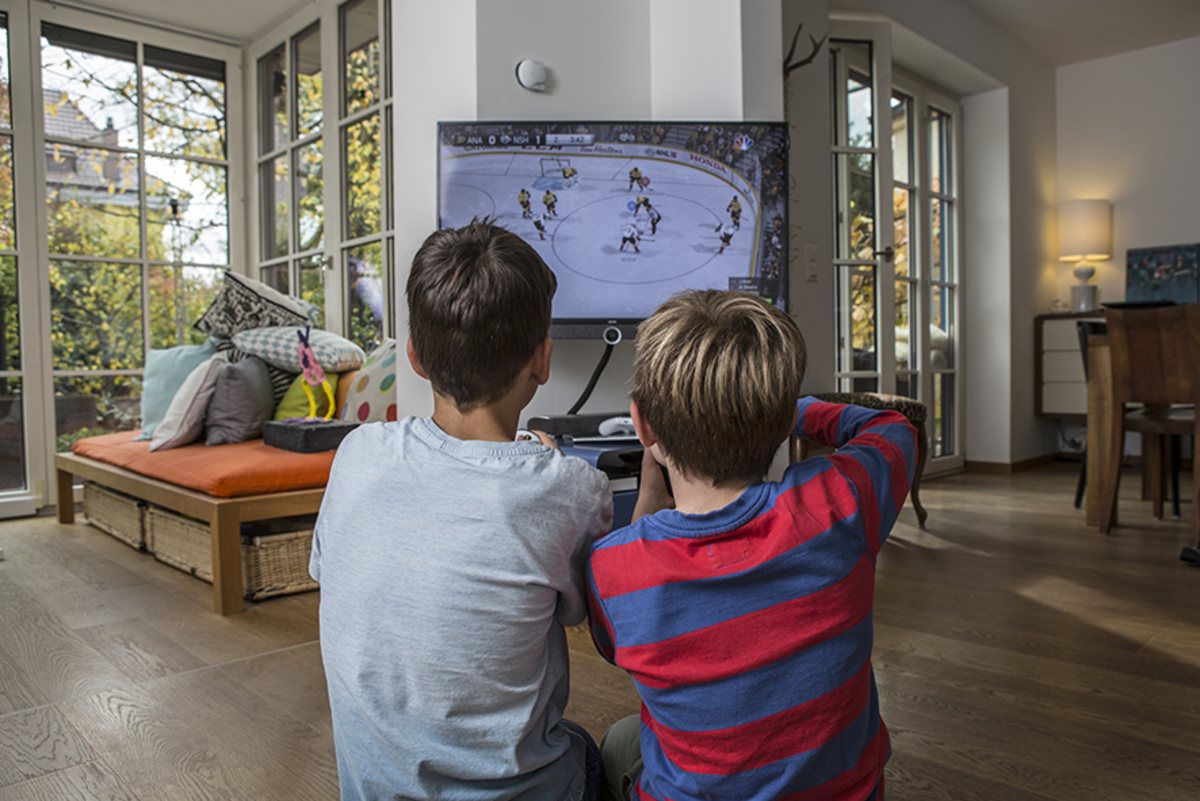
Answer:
xmin=311 ymin=220 xmax=612 ymax=801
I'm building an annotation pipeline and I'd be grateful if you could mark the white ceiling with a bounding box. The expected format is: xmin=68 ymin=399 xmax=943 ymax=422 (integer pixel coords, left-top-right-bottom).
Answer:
xmin=955 ymin=0 xmax=1200 ymax=66
xmin=57 ymin=0 xmax=308 ymax=45
xmin=70 ymin=0 xmax=1200 ymax=66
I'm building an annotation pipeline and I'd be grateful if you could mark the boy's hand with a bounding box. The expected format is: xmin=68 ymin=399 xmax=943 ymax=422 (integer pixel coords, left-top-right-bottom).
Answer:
xmin=533 ymin=430 xmax=562 ymax=452
xmin=633 ymin=447 xmax=675 ymax=522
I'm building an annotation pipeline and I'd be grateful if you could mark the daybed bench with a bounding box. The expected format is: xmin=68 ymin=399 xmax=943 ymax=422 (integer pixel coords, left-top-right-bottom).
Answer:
xmin=56 ymin=431 xmax=335 ymax=615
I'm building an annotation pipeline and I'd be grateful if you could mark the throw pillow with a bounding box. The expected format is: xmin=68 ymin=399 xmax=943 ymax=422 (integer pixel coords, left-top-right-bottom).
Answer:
xmin=150 ymin=353 xmax=229 ymax=451
xmin=205 ymin=356 xmax=275 ymax=446
xmin=231 ymin=326 xmax=366 ymax=373
xmin=274 ymin=373 xmax=335 ymax=420
xmin=334 ymin=369 xmax=359 ymax=419
xmin=136 ymin=339 xmax=218 ymax=441
xmin=341 ymin=339 xmax=398 ymax=424
xmin=194 ymin=271 xmax=313 ymax=339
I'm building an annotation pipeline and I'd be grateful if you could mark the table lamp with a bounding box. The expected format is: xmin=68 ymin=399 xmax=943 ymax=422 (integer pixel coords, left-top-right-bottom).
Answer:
xmin=1058 ymin=199 xmax=1112 ymax=312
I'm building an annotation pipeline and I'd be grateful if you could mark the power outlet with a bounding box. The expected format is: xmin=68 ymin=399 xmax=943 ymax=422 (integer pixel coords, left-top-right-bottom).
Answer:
xmin=805 ymin=243 xmax=819 ymax=283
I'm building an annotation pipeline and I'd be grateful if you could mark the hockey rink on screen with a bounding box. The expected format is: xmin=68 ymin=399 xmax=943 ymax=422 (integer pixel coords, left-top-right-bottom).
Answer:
xmin=439 ymin=151 xmax=759 ymax=320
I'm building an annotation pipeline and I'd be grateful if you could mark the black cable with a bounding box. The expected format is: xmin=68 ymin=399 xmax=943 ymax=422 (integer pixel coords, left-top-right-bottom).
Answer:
xmin=567 ymin=343 xmax=614 ymax=415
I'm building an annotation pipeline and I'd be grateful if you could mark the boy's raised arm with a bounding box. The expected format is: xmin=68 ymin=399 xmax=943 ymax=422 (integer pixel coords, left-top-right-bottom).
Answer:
xmin=793 ymin=396 xmax=918 ymax=542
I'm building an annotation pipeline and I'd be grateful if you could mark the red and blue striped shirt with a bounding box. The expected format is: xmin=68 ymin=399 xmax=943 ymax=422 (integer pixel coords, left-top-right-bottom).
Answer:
xmin=587 ymin=398 xmax=916 ymax=801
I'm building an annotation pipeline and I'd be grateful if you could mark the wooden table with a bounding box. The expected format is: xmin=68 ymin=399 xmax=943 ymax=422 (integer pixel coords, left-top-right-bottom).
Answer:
xmin=56 ymin=451 xmax=326 ymax=615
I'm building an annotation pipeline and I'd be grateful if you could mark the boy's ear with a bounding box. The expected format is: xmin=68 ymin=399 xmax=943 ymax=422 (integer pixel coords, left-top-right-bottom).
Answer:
xmin=406 ymin=338 xmax=429 ymax=380
xmin=530 ymin=337 xmax=553 ymax=386
xmin=629 ymin=401 xmax=658 ymax=449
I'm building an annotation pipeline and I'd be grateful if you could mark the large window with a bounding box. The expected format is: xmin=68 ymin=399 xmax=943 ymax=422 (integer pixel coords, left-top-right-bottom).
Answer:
xmin=41 ymin=22 xmax=230 ymax=451
xmin=256 ymin=0 xmax=393 ymax=353
xmin=257 ymin=22 xmax=326 ymax=327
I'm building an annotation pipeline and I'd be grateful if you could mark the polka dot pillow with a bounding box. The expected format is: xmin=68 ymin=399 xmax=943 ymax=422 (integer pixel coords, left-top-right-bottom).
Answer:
xmin=341 ymin=339 xmax=398 ymax=424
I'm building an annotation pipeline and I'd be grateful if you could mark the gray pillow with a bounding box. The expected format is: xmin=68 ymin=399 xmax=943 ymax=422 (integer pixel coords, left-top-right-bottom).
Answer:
xmin=205 ymin=356 xmax=275 ymax=446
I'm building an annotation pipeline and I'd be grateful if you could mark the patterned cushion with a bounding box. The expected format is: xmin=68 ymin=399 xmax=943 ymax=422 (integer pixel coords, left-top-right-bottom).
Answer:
xmin=340 ymin=339 xmax=398 ymax=424
xmin=231 ymin=327 xmax=366 ymax=374
xmin=194 ymin=271 xmax=315 ymax=339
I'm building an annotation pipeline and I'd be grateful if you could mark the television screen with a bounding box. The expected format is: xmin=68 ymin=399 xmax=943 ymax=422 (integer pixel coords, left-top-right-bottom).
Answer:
xmin=437 ymin=121 xmax=788 ymax=338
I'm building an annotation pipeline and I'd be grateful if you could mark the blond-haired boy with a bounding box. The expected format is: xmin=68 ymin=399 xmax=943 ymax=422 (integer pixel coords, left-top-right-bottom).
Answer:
xmin=587 ymin=289 xmax=916 ymax=801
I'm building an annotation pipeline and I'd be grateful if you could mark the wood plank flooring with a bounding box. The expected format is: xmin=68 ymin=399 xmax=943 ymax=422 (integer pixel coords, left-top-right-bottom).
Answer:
xmin=1 ymin=462 xmax=1198 ymax=799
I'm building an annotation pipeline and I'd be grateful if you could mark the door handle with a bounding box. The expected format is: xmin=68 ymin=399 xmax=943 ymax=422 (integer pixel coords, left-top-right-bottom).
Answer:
xmin=874 ymin=246 xmax=894 ymax=263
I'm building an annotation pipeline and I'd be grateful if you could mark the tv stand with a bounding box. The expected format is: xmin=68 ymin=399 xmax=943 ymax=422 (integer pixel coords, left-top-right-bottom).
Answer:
xmin=526 ymin=412 xmax=628 ymax=438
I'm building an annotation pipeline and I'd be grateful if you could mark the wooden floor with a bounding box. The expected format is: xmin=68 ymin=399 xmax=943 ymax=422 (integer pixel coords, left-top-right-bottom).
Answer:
xmin=1 ymin=462 xmax=1198 ymax=799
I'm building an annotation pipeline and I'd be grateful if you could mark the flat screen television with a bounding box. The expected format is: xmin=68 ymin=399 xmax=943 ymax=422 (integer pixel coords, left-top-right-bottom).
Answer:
xmin=437 ymin=120 xmax=789 ymax=339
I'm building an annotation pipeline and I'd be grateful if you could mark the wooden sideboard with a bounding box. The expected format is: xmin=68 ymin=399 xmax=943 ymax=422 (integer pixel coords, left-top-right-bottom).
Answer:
xmin=1035 ymin=311 xmax=1105 ymax=419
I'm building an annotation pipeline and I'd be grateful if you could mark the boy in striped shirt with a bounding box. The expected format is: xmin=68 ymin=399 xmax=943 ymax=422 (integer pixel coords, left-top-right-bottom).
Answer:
xmin=587 ymin=289 xmax=916 ymax=801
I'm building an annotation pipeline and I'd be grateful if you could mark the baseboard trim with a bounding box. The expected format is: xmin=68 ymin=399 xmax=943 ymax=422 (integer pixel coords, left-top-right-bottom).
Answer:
xmin=964 ymin=454 xmax=1058 ymax=474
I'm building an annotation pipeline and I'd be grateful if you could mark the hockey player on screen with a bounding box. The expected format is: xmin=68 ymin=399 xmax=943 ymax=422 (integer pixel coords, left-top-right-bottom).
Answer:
xmin=628 ymin=165 xmax=642 ymax=191
xmin=518 ymin=188 xmax=532 ymax=219
xmin=562 ymin=165 xmax=578 ymax=187
xmin=532 ymin=213 xmax=548 ymax=241
xmin=620 ymin=222 xmax=641 ymax=253
xmin=543 ymin=189 xmax=558 ymax=217
xmin=717 ymin=223 xmax=735 ymax=254
xmin=646 ymin=203 xmax=662 ymax=235
xmin=727 ymin=196 xmax=742 ymax=229
xmin=634 ymin=195 xmax=651 ymax=215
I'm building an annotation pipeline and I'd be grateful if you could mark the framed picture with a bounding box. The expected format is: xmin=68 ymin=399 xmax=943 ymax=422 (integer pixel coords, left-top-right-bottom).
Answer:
xmin=1126 ymin=244 xmax=1199 ymax=304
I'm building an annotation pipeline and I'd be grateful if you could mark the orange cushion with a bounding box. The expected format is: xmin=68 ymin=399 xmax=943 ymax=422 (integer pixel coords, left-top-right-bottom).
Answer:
xmin=72 ymin=430 xmax=334 ymax=498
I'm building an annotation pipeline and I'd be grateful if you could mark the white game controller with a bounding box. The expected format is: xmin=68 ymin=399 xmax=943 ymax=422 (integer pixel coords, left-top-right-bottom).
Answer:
xmin=597 ymin=415 xmax=636 ymax=437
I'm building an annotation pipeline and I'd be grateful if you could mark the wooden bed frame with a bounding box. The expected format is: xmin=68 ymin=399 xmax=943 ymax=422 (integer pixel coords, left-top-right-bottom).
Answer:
xmin=56 ymin=451 xmax=325 ymax=615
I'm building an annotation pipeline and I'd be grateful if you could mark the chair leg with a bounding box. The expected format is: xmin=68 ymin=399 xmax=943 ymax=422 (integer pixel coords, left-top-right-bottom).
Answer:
xmin=910 ymin=419 xmax=929 ymax=529
xmin=1099 ymin=415 xmax=1125 ymax=534
xmin=1191 ymin=431 xmax=1200 ymax=550
xmin=1148 ymin=433 xmax=1164 ymax=520
xmin=1074 ymin=449 xmax=1087 ymax=509
xmin=1171 ymin=434 xmax=1182 ymax=518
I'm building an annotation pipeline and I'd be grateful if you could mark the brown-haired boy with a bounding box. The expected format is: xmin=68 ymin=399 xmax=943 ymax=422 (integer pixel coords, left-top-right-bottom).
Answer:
xmin=587 ymin=289 xmax=916 ymax=801
xmin=311 ymin=219 xmax=613 ymax=801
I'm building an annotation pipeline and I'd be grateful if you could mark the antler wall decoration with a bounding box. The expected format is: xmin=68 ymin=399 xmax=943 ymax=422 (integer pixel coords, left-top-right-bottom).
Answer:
xmin=783 ymin=23 xmax=828 ymax=77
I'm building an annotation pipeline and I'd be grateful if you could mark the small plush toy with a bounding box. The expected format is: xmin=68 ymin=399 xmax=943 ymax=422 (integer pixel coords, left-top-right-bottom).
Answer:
xmin=297 ymin=326 xmax=335 ymax=421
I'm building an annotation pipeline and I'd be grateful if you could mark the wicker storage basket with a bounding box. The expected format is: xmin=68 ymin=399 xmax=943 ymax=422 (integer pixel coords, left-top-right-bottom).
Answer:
xmin=82 ymin=481 xmax=148 ymax=549
xmin=146 ymin=507 xmax=319 ymax=600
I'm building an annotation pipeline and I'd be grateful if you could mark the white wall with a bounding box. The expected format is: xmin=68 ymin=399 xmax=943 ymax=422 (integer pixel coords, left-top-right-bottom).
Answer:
xmin=390 ymin=1 xmax=788 ymax=424
xmin=782 ymin=0 xmax=835 ymax=394
xmin=962 ymin=87 xmax=1011 ymax=463
xmin=391 ymin=0 xmax=478 ymax=418
xmin=476 ymin=0 xmax=651 ymax=121
xmin=1057 ymin=35 xmax=1200 ymax=306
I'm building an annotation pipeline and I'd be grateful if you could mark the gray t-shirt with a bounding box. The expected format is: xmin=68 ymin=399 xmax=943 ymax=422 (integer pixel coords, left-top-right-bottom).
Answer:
xmin=310 ymin=416 xmax=613 ymax=801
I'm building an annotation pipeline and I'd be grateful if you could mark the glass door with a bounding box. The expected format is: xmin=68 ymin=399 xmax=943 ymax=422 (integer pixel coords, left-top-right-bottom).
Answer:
xmin=831 ymin=20 xmax=965 ymax=475
xmin=894 ymin=70 xmax=964 ymax=473
xmin=831 ymin=28 xmax=895 ymax=395
xmin=0 ymin=6 xmax=38 ymax=517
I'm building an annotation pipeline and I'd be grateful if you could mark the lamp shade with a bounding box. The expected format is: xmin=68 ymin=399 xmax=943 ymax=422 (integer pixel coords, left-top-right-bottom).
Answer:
xmin=1058 ymin=199 xmax=1112 ymax=262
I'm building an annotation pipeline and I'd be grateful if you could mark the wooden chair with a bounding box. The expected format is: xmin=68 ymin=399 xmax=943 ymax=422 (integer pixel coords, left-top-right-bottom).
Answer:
xmin=789 ymin=392 xmax=929 ymax=528
xmin=1098 ymin=304 xmax=1200 ymax=549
